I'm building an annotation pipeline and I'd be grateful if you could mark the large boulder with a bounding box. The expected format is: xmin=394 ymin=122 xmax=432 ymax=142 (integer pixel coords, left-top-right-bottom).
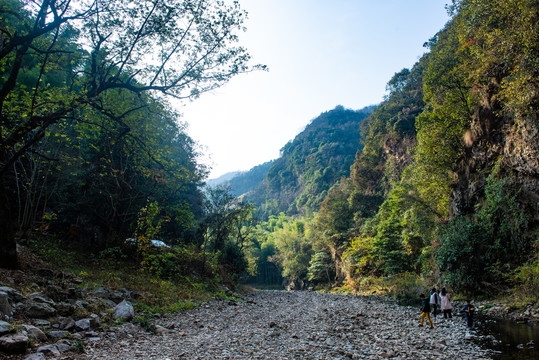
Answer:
xmin=0 ymin=332 xmax=29 ymax=354
xmin=113 ymin=300 xmax=134 ymax=321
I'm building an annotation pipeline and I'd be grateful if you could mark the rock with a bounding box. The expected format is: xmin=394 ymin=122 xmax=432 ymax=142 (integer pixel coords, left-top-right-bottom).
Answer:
xmin=24 ymin=353 xmax=46 ymax=360
xmin=0 ymin=291 xmax=13 ymax=317
xmin=113 ymin=300 xmax=134 ymax=321
xmin=155 ymin=325 xmax=171 ymax=334
xmin=13 ymin=302 xmax=25 ymax=316
xmin=0 ymin=286 xmax=25 ymax=302
xmin=57 ymin=316 xmax=76 ymax=330
xmin=92 ymin=286 xmax=110 ymax=299
xmin=45 ymin=285 xmax=68 ymax=302
xmin=75 ymin=299 xmax=89 ymax=312
xmin=25 ymin=302 xmax=56 ymax=318
xmin=0 ymin=332 xmax=29 ymax=354
xmin=21 ymin=324 xmax=47 ymax=342
xmin=78 ymin=291 xmax=492 ymax=359
xmin=75 ymin=318 xmax=91 ymax=331
xmin=109 ymin=291 xmax=124 ymax=304
xmin=89 ymin=313 xmax=101 ymax=328
xmin=0 ymin=320 xmax=11 ymax=335
xmin=37 ymin=344 xmax=60 ymax=356
xmin=32 ymin=319 xmax=51 ymax=328
xmin=55 ymin=339 xmax=72 ymax=352
xmin=56 ymin=301 xmax=76 ymax=316
xmin=29 ymin=294 xmax=56 ymax=306
xmin=49 ymin=330 xmax=69 ymax=339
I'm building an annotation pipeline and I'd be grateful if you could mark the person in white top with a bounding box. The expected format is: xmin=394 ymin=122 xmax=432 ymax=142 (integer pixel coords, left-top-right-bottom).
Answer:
xmin=429 ymin=288 xmax=439 ymax=319
xmin=440 ymin=287 xmax=453 ymax=319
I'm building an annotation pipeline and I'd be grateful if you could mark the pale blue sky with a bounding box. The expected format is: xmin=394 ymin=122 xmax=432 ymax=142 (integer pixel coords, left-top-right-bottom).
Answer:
xmin=181 ymin=0 xmax=451 ymax=179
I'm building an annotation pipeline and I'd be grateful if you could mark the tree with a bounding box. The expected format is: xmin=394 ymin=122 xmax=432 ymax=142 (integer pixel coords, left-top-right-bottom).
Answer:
xmin=201 ymin=186 xmax=255 ymax=279
xmin=0 ymin=0 xmax=261 ymax=268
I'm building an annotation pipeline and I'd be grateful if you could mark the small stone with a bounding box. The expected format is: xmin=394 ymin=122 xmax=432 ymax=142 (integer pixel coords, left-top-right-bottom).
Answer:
xmin=32 ymin=319 xmax=51 ymax=328
xmin=37 ymin=344 xmax=60 ymax=356
xmin=24 ymin=353 xmax=46 ymax=360
xmin=0 ymin=292 xmax=13 ymax=318
xmin=0 ymin=320 xmax=11 ymax=335
xmin=49 ymin=330 xmax=69 ymax=339
xmin=57 ymin=316 xmax=76 ymax=330
xmin=75 ymin=318 xmax=91 ymax=331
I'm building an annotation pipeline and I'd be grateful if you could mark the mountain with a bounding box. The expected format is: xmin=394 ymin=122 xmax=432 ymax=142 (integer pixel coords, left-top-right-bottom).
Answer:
xmin=225 ymin=160 xmax=275 ymax=197
xmin=206 ymin=171 xmax=243 ymax=188
xmin=245 ymin=105 xmax=375 ymax=218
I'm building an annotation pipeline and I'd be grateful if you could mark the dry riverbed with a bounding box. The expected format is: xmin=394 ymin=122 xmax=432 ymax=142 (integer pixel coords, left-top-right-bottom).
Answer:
xmin=70 ymin=290 xmax=490 ymax=360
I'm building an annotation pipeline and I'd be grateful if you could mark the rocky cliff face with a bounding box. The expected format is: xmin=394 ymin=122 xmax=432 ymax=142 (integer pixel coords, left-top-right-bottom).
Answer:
xmin=451 ymin=86 xmax=539 ymax=222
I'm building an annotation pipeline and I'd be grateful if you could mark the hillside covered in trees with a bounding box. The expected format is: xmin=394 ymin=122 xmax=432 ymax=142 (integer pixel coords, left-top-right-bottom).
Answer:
xmin=0 ymin=0 xmax=264 ymax=288
xmin=236 ymin=0 xmax=538 ymax=297
xmin=242 ymin=105 xmax=375 ymax=218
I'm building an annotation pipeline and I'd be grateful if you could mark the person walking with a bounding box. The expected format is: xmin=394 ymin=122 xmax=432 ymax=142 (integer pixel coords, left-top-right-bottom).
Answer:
xmin=440 ymin=287 xmax=452 ymax=319
xmin=419 ymin=294 xmax=434 ymax=329
xmin=430 ymin=288 xmax=439 ymax=319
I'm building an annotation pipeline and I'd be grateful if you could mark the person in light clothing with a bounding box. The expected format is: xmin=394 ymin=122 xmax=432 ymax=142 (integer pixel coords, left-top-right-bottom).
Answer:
xmin=440 ymin=287 xmax=452 ymax=319
xmin=429 ymin=288 xmax=439 ymax=319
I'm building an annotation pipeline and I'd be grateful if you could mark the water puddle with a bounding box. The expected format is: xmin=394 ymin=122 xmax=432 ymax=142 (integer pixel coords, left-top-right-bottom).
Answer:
xmin=475 ymin=316 xmax=539 ymax=359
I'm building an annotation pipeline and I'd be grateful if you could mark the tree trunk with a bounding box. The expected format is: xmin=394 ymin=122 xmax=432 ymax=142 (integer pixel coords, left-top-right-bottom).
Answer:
xmin=0 ymin=176 xmax=18 ymax=269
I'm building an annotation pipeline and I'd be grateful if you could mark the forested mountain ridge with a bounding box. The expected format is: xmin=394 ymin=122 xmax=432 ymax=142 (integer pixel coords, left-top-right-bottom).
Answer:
xmin=207 ymin=160 xmax=274 ymax=197
xmin=244 ymin=105 xmax=375 ymax=218
xmin=250 ymin=0 xmax=538 ymax=299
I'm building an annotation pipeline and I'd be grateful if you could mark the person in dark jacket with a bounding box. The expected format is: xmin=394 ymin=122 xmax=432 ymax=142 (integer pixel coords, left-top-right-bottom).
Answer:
xmin=462 ymin=300 xmax=475 ymax=329
xmin=419 ymin=294 xmax=434 ymax=328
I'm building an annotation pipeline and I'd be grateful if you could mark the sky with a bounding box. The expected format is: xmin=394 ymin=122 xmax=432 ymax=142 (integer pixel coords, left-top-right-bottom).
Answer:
xmin=179 ymin=0 xmax=451 ymax=179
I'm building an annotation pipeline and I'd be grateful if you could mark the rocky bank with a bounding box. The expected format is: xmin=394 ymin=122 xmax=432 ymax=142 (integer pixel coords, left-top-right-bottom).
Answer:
xmin=28 ymin=290 xmax=491 ymax=360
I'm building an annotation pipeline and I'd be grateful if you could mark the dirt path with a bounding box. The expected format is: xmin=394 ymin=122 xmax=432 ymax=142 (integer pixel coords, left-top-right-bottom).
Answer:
xmin=72 ymin=290 xmax=490 ymax=359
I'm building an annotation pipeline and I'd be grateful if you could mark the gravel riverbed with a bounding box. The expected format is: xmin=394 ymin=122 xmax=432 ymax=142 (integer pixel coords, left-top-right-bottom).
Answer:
xmin=72 ymin=290 xmax=490 ymax=360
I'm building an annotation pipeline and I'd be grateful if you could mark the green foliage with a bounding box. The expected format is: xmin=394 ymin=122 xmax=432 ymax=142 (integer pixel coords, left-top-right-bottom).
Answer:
xmin=307 ymin=251 xmax=334 ymax=283
xmin=512 ymin=258 xmax=539 ymax=301
xmin=270 ymin=217 xmax=313 ymax=282
xmin=246 ymin=106 xmax=374 ymax=218
xmin=142 ymin=247 xmax=216 ymax=283
xmin=340 ymin=0 xmax=538 ymax=299
xmin=0 ymin=0 xmax=260 ymax=269
xmin=372 ymin=215 xmax=412 ymax=275
xmin=438 ymin=172 xmax=532 ymax=295
xmin=201 ymin=187 xmax=255 ymax=281
xmin=437 ymin=216 xmax=491 ymax=294
xmin=135 ymin=201 xmax=169 ymax=260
